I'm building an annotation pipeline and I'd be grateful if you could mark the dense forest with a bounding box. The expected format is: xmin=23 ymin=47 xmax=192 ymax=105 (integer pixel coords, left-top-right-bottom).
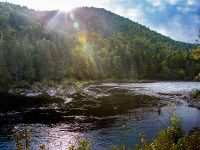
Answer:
xmin=0 ymin=2 xmax=199 ymax=87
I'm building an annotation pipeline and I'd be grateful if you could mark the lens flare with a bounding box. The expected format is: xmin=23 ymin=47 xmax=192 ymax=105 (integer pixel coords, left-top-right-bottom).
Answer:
xmin=78 ymin=32 xmax=87 ymax=45
xmin=73 ymin=22 xmax=80 ymax=30
xmin=69 ymin=14 xmax=75 ymax=20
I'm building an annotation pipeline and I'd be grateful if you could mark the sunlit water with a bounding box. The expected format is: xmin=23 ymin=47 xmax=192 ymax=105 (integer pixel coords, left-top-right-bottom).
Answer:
xmin=0 ymin=82 xmax=200 ymax=149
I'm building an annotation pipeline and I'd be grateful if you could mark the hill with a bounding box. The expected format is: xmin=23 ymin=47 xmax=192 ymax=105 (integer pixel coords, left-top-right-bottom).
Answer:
xmin=0 ymin=2 xmax=199 ymax=87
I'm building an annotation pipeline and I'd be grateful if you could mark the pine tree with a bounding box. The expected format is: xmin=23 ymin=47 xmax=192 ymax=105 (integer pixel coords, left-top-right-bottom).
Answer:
xmin=0 ymin=32 xmax=12 ymax=85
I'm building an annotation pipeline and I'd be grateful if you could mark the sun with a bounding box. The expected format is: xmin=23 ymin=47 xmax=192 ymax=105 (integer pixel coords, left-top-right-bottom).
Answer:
xmin=58 ymin=0 xmax=84 ymax=12
xmin=57 ymin=0 xmax=105 ymax=12
xmin=59 ymin=4 xmax=76 ymax=12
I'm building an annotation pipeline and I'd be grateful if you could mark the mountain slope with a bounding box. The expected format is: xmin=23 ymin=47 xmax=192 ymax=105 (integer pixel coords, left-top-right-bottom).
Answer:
xmin=0 ymin=2 xmax=199 ymax=86
xmin=40 ymin=7 xmax=194 ymax=48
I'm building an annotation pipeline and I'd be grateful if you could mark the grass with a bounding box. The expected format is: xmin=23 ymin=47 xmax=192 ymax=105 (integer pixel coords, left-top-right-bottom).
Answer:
xmin=13 ymin=115 xmax=200 ymax=150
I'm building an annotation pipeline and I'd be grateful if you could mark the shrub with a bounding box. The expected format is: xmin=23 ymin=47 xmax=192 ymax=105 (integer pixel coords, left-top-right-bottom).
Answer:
xmin=13 ymin=116 xmax=200 ymax=150
xmin=191 ymin=90 xmax=200 ymax=100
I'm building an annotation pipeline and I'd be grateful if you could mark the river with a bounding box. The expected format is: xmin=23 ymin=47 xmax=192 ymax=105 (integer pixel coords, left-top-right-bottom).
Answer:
xmin=0 ymin=82 xmax=200 ymax=149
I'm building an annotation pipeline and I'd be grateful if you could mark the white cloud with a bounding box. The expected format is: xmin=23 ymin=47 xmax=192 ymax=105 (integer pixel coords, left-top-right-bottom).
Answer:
xmin=146 ymin=0 xmax=179 ymax=7
xmin=169 ymin=0 xmax=179 ymax=5
xmin=151 ymin=25 xmax=196 ymax=42
xmin=150 ymin=14 xmax=198 ymax=42
xmin=157 ymin=27 xmax=168 ymax=36
xmin=113 ymin=6 xmax=143 ymax=22
xmin=152 ymin=0 xmax=161 ymax=6
xmin=177 ymin=6 xmax=193 ymax=13
xmin=187 ymin=0 xmax=196 ymax=5
xmin=126 ymin=9 xmax=142 ymax=22
xmin=146 ymin=0 xmax=161 ymax=7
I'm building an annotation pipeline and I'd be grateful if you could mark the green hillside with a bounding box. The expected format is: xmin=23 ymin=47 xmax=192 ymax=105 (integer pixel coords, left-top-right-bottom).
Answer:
xmin=0 ymin=2 xmax=199 ymax=87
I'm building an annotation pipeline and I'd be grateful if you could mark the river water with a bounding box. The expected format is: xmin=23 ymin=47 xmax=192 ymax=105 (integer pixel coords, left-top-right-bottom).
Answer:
xmin=0 ymin=82 xmax=200 ymax=149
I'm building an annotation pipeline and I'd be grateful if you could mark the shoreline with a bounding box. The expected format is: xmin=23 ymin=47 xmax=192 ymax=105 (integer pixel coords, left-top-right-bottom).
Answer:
xmin=187 ymin=90 xmax=200 ymax=110
xmin=0 ymin=81 xmax=200 ymax=110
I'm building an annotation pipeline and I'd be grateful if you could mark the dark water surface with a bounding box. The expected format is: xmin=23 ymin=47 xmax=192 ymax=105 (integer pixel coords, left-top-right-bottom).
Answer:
xmin=0 ymin=82 xmax=200 ymax=149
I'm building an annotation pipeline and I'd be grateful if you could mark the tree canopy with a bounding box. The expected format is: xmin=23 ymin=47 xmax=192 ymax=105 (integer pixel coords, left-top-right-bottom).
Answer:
xmin=0 ymin=2 xmax=199 ymax=87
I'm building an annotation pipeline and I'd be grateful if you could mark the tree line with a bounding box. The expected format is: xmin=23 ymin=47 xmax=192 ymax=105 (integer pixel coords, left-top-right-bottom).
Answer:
xmin=0 ymin=2 xmax=199 ymax=87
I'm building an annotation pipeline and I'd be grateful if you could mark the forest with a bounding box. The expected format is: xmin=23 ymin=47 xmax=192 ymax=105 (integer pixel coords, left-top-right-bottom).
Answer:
xmin=0 ymin=2 xmax=200 ymax=87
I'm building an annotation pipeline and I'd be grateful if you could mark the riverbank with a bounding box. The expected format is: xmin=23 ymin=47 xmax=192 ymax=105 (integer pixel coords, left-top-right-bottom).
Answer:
xmin=1 ymin=81 xmax=200 ymax=110
xmin=188 ymin=90 xmax=200 ymax=110
xmin=0 ymin=80 xmax=93 ymax=100
xmin=0 ymin=79 xmax=156 ymax=98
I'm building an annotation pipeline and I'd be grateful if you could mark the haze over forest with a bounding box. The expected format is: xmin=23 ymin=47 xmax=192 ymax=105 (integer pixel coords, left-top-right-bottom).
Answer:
xmin=0 ymin=2 xmax=199 ymax=87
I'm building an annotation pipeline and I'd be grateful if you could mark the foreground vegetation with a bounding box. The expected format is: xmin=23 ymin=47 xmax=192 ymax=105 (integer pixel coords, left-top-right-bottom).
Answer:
xmin=13 ymin=116 xmax=200 ymax=150
xmin=0 ymin=2 xmax=200 ymax=88
xmin=191 ymin=90 xmax=200 ymax=101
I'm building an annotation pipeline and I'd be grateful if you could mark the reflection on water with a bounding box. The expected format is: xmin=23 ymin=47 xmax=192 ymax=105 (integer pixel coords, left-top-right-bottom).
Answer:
xmin=0 ymin=82 xmax=200 ymax=149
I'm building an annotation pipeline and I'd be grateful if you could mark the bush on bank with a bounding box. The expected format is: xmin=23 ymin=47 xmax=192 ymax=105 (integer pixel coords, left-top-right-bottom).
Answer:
xmin=13 ymin=115 xmax=200 ymax=150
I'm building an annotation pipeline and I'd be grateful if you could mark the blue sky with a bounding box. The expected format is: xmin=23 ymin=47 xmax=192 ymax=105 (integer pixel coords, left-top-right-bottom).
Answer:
xmin=1 ymin=0 xmax=200 ymax=43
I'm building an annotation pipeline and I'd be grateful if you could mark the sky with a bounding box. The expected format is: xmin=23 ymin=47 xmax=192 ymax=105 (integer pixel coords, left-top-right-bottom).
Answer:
xmin=1 ymin=0 xmax=200 ymax=43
